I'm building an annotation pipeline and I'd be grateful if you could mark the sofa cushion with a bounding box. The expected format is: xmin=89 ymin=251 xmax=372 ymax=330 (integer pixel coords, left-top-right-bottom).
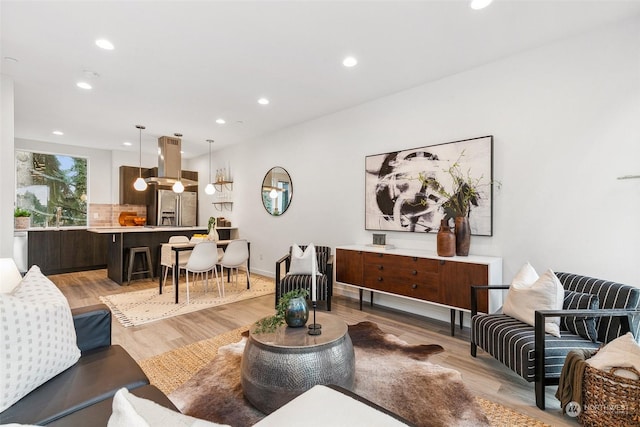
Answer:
xmin=503 ymin=267 xmax=564 ymax=337
xmin=0 ymin=345 xmax=149 ymax=425
xmin=0 ymin=265 xmax=81 ymax=412
xmin=108 ymin=388 xmax=228 ymax=427
xmin=555 ymin=272 xmax=640 ymax=344
xmin=471 ymin=313 xmax=600 ymax=381
xmin=46 ymin=385 xmax=178 ymax=427
xmin=561 ymin=290 xmax=599 ymax=342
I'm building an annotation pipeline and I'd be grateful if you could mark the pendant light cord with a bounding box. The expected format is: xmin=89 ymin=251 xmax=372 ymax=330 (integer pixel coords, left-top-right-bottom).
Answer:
xmin=136 ymin=125 xmax=145 ymax=177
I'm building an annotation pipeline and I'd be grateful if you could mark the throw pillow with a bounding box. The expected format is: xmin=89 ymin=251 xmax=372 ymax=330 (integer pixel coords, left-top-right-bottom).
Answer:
xmin=108 ymin=388 xmax=230 ymax=427
xmin=587 ymin=332 xmax=640 ymax=379
xmin=0 ymin=258 xmax=23 ymax=294
xmin=511 ymin=262 xmax=539 ymax=286
xmin=503 ymin=268 xmax=564 ymax=337
xmin=561 ymin=290 xmax=599 ymax=342
xmin=0 ymin=265 xmax=81 ymax=412
xmin=288 ymin=244 xmax=318 ymax=275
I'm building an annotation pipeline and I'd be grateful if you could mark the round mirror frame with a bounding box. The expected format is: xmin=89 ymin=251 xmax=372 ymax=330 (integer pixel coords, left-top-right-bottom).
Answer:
xmin=261 ymin=167 xmax=293 ymax=216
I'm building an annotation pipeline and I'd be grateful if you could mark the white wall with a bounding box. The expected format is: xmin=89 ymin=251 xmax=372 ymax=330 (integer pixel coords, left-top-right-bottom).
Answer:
xmin=1 ymin=75 xmax=15 ymax=257
xmin=192 ymin=17 xmax=640 ymax=321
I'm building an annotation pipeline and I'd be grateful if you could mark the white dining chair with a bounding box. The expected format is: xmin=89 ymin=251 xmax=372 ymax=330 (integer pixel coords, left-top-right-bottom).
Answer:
xmin=185 ymin=241 xmax=221 ymax=303
xmin=217 ymin=239 xmax=250 ymax=296
xmin=160 ymin=235 xmax=192 ymax=289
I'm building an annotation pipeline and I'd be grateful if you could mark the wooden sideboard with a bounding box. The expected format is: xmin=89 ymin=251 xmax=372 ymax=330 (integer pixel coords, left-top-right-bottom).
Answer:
xmin=335 ymin=245 xmax=502 ymax=335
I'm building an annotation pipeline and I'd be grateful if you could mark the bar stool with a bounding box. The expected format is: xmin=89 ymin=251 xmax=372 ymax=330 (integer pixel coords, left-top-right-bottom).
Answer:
xmin=127 ymin=246 xmax=154 ymax=285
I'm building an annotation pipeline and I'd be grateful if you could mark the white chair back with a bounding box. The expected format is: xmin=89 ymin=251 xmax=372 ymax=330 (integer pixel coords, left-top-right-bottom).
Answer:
xmin=161 ymin=236 xmax=192 ymax=267
xmin=219 ymin=240 xmax=249 ymax=267
xmin=186 ymin=241 xmax=218 ymax=273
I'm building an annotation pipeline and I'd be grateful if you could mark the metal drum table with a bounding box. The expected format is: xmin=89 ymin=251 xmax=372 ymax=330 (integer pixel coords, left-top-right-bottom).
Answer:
xmin=241 ymin=312 xmax=355 ymax=414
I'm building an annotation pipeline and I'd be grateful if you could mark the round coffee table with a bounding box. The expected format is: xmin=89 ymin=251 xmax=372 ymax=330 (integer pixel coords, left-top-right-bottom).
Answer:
xmin=241 ymin=312 xmax=355 ymax=414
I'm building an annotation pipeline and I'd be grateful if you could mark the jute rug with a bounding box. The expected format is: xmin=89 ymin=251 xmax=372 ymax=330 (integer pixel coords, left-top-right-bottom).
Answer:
xmin=140 ymin=323 xmax=550 ymax=427
xmin=100 ymin=273 xmax=273 ymax=327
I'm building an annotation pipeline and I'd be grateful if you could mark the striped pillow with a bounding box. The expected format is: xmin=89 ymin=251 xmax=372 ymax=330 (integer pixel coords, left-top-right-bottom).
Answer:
xmin=562 ymin=291 xmax=599 ymax=342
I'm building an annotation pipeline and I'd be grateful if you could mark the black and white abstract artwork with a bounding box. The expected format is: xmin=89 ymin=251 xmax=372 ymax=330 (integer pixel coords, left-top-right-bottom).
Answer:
xmin=365 ymin=135 xmax=494 ymax=236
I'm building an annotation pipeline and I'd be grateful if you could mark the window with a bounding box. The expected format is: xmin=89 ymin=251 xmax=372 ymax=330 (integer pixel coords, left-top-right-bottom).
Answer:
xmin=16 ymin=151 xmax=88 ymax=227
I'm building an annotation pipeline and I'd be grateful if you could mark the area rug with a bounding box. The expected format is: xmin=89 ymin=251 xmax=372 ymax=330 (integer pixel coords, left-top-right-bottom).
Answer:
xmin=140 ymin=322 xmax=549 ymax=427
xmin=99 ymin=273 xmax=273 ymax=327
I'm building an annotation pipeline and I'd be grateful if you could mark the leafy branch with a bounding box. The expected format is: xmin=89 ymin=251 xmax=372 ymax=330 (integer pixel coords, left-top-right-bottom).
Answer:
xmin=418 ymin=150 xmax=498 ymax=220
xmin=253 ymin=288 xmax=309 ymax=334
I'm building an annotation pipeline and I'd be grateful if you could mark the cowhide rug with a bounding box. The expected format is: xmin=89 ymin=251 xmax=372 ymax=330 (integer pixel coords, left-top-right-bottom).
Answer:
xmin=169 ymin=321 xmax=490 ymax=427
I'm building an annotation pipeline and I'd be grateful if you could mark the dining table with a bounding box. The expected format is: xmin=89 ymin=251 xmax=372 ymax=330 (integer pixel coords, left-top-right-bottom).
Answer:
xmin=159 ymin=239 xmax=251 ymax=303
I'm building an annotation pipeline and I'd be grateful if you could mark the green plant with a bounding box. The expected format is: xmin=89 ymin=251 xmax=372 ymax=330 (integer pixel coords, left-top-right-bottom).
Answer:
xmin=207 ymin=216 xmax=216 ymax=233
xmin=418 ymin=151 xmax=498 ymax=220
xmin=254 ymin=288 xmax=309 ymax=334
xmin=14 ymin=207 xmax=31 ymax=217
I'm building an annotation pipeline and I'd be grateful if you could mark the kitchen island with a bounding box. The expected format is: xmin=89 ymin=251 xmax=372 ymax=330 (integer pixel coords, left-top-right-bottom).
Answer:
xmin=88 ymin=226 xmax=208 ymax=285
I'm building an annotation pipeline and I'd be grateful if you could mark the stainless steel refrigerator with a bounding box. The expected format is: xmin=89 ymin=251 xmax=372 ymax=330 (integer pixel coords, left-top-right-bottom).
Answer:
xmin=156 ymin=189 xmax=197 ymax=226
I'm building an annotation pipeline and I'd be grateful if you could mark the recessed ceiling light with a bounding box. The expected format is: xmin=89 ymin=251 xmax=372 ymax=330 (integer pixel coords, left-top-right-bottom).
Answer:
xmin=216 ymin=118 xmax=226 ymax=124
xmin=123 ymin=141 xmax=132 ymax=146
xmin=180 ymin=150 xmax=185 ymax=154
xmin=343 ymin=56 xmax=358 ymax=67
xmin=95 ymin=39 xmax=114 ymax=50
xmin=470 ymin=0 xmax=493 ymax=10
xmin=52 ymin=130 xmax=64 ymax=136
xmin=76 ymin=81 xmax=92 ymax=90
xmin=257 ymin=98 xmax=270 ymax=105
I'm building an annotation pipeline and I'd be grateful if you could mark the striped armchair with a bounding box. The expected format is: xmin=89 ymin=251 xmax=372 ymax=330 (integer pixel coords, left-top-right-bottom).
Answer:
xmin=470 ymin=272 xmax=640 ymax=410
xmin=275 ymin=245 xmax=333 ymax=311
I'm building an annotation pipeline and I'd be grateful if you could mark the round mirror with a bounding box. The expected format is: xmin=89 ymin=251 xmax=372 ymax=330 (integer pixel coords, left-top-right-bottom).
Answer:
xmin=262 ymin=167 xmax=293 ymax=216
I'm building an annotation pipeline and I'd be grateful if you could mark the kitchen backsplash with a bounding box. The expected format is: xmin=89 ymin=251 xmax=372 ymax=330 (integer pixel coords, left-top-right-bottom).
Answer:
xmin=89 ymin=203 xmax=146 ymax=227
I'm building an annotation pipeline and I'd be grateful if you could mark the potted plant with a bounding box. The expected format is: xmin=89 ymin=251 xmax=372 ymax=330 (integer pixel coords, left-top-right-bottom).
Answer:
xmin=14 ymin=207 xmax=32 ymax=230
xmin=254 ymin=288 xmax=309 ymax=334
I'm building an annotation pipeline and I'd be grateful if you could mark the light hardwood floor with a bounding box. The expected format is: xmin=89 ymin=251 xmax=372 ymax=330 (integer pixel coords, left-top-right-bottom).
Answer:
xmin=51 ymin=269 xmax=578 ymax=426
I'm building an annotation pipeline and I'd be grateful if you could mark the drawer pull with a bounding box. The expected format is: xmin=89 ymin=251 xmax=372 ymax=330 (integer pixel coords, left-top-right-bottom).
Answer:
xmin=439 ymin=260 xmax=446 ymax=265
xmin=412 ymin=284 xmax=418 ymax=289
xmin=377 ymin=277 xmax=383 ymax=282
xmin=378 ymin=265 xmax=384 ymax=270
xmin=378 ymin=253 xmax=384 ymax=258
xmin=413 ymin=257 xmax=418 ymax=261
xmin=411 ymin=270 xmax=417 ymax=275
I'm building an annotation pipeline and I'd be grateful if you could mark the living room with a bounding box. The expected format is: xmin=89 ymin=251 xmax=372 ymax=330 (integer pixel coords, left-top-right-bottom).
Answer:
xmin=1 ymin=1 xmax=639 ymax=426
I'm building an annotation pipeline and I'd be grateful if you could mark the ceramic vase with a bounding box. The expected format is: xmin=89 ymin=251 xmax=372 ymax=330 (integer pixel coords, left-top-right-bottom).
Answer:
xmin=437 ymin=219 xmax=455 ymax=257
xmin=455 ymin=216 xmax=471 ymax=256
xmin=284 ymin=296 xmax=309 ymax=327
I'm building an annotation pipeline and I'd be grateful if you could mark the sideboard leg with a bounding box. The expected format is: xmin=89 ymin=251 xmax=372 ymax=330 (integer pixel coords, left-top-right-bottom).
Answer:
xmin=450 ymin=309 xmax=455 ymax=336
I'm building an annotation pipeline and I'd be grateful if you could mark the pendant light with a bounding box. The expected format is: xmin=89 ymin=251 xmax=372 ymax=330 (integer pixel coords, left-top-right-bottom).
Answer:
xmin=172 ymin=133 xmax=185 ymax=193
xmin=133 ymin=125 xmax=148 ymax=191
xmin=204 ymin=139 xmax=216 ymax=195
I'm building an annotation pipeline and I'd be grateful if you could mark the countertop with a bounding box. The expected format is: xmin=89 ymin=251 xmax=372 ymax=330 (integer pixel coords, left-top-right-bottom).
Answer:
xmin=21 ymin=226 xmax=236 ymax=233
xmin=87 ymin=226 xmax=207 ymax=234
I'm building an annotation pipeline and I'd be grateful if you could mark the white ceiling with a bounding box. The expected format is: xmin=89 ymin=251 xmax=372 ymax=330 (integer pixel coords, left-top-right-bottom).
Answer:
xmin=2 ymin=1 xmax=640 ymax=158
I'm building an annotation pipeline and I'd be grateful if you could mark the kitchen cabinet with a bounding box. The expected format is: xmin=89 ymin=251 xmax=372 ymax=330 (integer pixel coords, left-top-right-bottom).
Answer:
xmin=336 ymin=245 xmax=502 ymax=335
xmin=28 ymin=230 xmax=61 ymax=273
xmin=119 ymin=166 xmax=149 ymax=205
xmin=28 ymin=230 xmax=109 ymax=275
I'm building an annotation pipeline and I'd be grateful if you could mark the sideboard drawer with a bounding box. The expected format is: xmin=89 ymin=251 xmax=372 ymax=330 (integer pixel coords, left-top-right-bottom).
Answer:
xmin=363 ymin=252 xmax=439 ymax=273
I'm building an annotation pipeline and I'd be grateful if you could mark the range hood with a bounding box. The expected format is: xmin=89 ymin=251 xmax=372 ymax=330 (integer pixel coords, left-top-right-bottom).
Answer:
xmin=145 ymin=136 xmax=198 ymax=187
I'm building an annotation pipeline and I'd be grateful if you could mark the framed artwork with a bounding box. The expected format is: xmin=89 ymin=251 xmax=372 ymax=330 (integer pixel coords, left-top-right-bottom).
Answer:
xmin=365 ymin=135 xmax=494 ymax=236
